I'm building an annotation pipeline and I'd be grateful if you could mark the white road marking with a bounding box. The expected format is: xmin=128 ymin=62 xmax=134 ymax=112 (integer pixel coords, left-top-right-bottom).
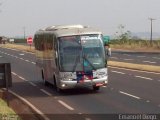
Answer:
xmin=40 ymin=89 xmax=52 ymax=96
xmin=143 ymin=61 xmax=156 ymax=64
xmin=19 ymin=53 xmax=25 ymax=56
xmin=110 ymin=57 xmax=118 ymax=59
xmin=11 ymin=72 xmax=17 ymax=76
xmin=152 ymin=57 xmax=160 ymax=60
xmin=135 ymin=76 xmax=153 ymax=80
xmin=123 ymin=59 xmax=133 ymax=61
xmin=58 ymin=100 xmax=74 ymax=111
xmin=8 ymin=90 xmax=50 ymax=120
xmin=109 ymin=66 xmax=160 ymax=75
xmin=32 ymin=62 xmax=36 ymax=64
xmin=146 ymin=100 xmax=150 ymax=103
xmin=10 ymin=55 xmax=14 ymax=57
xmin=20 ymin=58 xmax=25 ymax=60
xmin=4 ymin=47 xmax=35 ymax=54
xmin=119 ymin=91 xmax=141 ymax=99
xmin=0 ymin=56 xmax=2 ymax=57
xmin=29 ymin=82 xmax=37 ymax=87
xmin=158 ymin=80 xmax=160 ymax=82
xmin=17 ymin=75 xmax=28 ymax=81
xmin=111 ymin=70 xmax=125 ymax=74
xmin=123 ymin=54 xmax=131 ymax=56
xmin=137 ymin=56 xmax=146 ymax=58
xmin=5 ymin=48 xmax=19 ymax=51
xmin=25 ymin=59 xmax=30 ymax=62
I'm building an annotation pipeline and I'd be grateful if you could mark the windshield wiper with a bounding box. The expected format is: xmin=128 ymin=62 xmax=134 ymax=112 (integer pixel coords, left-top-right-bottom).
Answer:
xmin=83 ymin=55 xmax=96 ymax=71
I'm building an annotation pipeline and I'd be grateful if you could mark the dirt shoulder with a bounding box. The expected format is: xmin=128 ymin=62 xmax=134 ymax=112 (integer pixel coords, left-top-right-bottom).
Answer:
xmin=112 ymin=48 xmax=160 ymax=53
xmin=108 ymin=61 xmax=160 ymax=73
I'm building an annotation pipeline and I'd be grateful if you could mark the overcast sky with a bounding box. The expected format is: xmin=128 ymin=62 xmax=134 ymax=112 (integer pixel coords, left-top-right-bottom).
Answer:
xmin=0 ymin=0 xmax=160 ymax=37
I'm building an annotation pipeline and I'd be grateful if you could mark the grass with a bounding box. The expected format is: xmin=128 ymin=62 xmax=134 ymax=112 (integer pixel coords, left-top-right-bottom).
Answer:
xmin=0 ymin=99 xmax=16 ymax=114
xmin=108 ymin=61 xmax=160 ymax=73
xmin=0 ymin=44 xmax=35 ymax=53
xmin=110 ymin=39 xmax=160 ymax=52
xmin=0 ymin=90 xmax=20 ymax=119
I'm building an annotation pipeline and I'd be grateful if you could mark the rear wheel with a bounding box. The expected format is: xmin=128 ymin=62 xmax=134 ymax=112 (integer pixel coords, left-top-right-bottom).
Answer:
xmin=41 ymin=70 xmax=49 ymax=86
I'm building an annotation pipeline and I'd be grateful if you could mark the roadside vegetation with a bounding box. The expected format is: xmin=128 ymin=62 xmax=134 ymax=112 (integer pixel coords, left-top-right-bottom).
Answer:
xmin=110 ymin=39 xmax=160 ymax=52
xmin=0 ymin=44 xmax=35 ymax=53
xmin=0 ymin=99 xmax=15 ymax=114
xmin=110 ymin=24 xmax=160 ymax=51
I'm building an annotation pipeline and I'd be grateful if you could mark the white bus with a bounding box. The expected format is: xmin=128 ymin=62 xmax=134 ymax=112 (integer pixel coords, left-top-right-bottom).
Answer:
xmin=34 ymin=25 xmax=108 ymax=92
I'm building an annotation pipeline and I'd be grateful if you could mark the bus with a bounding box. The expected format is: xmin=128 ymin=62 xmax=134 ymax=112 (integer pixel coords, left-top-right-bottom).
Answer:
xmin=34 ymin=25 xmax=109 ymax=92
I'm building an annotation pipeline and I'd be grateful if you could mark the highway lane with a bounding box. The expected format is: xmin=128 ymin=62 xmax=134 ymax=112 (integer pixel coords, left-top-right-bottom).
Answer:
xmin=0 ymin=47 xmax=36 ymax=63
xmin=0 ymin=47 xmax=160 ymax=119
xmin=1 ymin=47 xmax=160 ymax=66
xmin=111 ymin=52 xmax=160 ymax=66
xmin=109 ymin=67 xmax=160 ymax=106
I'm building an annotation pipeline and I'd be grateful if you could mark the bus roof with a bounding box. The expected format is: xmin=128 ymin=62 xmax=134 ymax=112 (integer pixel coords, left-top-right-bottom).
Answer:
xmin=35 ymin=25 xmax=102 ymax=37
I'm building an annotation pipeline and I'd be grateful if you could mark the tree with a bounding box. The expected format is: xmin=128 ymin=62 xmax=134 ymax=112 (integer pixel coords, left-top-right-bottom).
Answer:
xmin=114 ymin=24 xmax=131 ymax=44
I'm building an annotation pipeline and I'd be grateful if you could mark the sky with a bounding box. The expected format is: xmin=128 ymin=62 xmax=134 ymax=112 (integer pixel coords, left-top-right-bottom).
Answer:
xmin=0 ymin=0 xmax=160 ymax=38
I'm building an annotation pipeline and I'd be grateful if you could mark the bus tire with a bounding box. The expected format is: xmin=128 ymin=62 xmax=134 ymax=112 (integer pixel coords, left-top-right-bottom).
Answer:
xmin=41 ymin=70 xmax=44 ymax=80
xmin=53 ymin=76 xmax=62 ymax=93
xmin=42 ymin=70 xmax=49 ymax=86
xmin=93 ymin=86 xmax=100 ymax=91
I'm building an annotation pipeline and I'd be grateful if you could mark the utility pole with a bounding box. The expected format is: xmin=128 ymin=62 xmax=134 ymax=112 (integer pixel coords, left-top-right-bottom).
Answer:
xmin=148 ymin=18 xmax=156 ymax=46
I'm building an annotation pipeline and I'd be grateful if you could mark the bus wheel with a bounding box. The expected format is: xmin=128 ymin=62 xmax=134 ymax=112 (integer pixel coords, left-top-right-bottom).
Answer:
xmin=53 ymin=77 xmax=62 ymax=92
xmin=42 ymin=70 xmax=48 ymax=86
xmin=41 ymin=70 xmax=44 ymax=80
xmin=93 ymin=86 xmax=100 ymax=91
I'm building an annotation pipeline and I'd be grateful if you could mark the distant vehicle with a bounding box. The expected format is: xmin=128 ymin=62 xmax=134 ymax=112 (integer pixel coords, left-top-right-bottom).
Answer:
xmin=9 ymin=38 xmax=15 ymax=43
xmin=34 ymin=25 xmax=109 ymax=92
xmin=0 ymin=36 xmax=8 ymax=44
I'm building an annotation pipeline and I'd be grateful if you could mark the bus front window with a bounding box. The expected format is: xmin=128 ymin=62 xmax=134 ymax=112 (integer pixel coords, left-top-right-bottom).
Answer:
xmin=58 ymin=35 xmax=106 ymax=72
xmin=81 ymin=35 xmax=106 ymax=71
xmin=58 ymin=36 xmax=83 ymax=72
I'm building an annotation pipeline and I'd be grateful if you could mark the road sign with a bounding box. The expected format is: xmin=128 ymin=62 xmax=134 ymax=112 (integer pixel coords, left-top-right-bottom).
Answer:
xmin=27 ymin=36 xmax=33 ymax=45
xmin=103 ymin=36 xmax=110 ymax=44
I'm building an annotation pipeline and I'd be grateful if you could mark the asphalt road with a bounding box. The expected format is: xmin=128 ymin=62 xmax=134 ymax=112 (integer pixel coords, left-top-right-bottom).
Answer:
xmin=0 ymin=47 xmax=160 ymax=120
xmin=111 ymin=51 xmax=160 ymax=66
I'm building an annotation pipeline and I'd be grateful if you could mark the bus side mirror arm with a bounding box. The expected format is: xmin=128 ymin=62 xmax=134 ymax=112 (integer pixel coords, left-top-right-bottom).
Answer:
xmin=107 ymin=48 xmax=111 ymax=57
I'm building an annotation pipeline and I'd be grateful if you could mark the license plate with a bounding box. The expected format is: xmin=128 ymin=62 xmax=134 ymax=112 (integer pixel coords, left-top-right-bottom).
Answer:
xmin=96 ymin=83 xmax=103 ymax=86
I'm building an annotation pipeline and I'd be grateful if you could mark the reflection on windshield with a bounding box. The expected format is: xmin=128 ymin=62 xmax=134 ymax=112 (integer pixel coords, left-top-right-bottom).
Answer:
xmin=59 ymin=34 xmax=105 ymax=72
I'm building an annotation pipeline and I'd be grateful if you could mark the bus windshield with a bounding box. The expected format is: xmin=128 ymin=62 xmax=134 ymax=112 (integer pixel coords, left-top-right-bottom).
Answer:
xmin=58 ymin=34 xmax=106 ymax=72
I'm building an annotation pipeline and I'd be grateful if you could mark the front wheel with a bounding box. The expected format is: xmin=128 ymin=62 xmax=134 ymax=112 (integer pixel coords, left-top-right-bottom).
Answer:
xmin=53 ymin=77 xmax=63 ymax=93
xmin=93 ymin=86 xmax=100 ymax=91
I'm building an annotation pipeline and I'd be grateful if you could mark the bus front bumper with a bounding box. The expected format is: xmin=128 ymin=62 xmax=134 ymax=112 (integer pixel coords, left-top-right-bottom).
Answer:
xmin=59 ymin=76 xmax=108 ymax=89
